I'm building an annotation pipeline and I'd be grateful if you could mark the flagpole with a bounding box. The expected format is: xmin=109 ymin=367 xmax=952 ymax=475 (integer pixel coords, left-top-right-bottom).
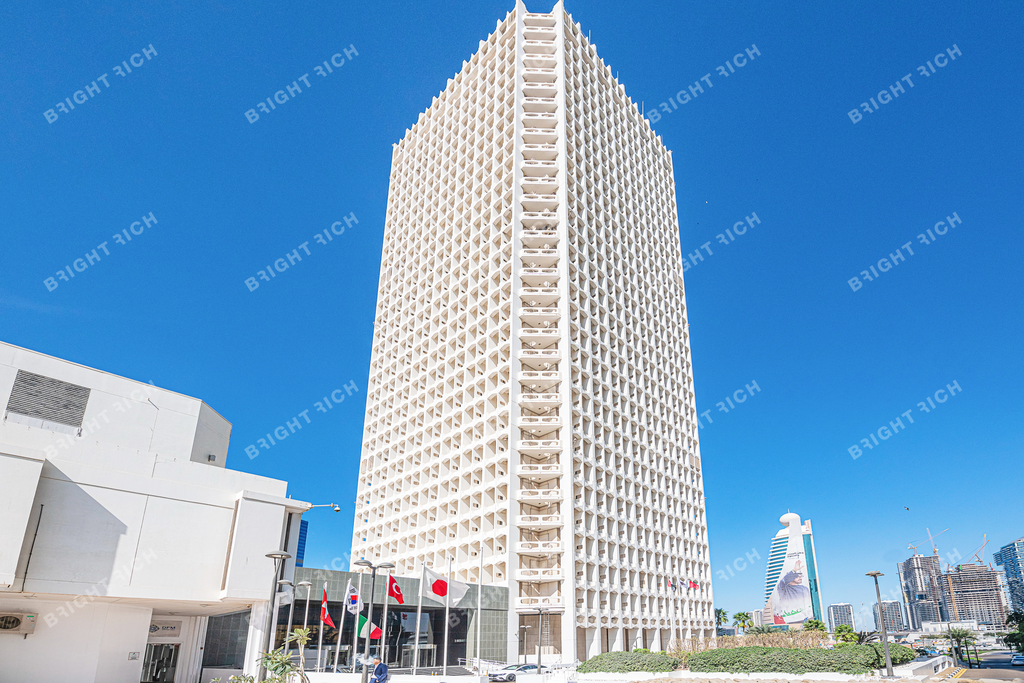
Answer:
xmin=352 ymin=571 xmax=363 ymax=673
xmin=316 ymin=583 xmax=326 ymax=672
xmin=476 ymin=550 xmax=483 ymax=671
xmin=443 ymin=556 xmax=452 ymax=676
xmin=412 ymin=562 xmax=424 ymax=675
xmin=381 ymin=569 xmax=392 ymax=666
xmin=333 ymin=599 xmax=343 ymax=673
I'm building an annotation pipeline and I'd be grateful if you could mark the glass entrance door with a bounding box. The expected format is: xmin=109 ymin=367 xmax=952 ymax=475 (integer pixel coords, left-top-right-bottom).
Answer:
xmin=141 ymin=643 xmax=179 ymax=682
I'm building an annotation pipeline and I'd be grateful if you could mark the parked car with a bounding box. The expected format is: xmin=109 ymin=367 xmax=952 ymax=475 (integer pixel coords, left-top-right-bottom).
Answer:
xmin=1010 ymin=655 xmax=1024 ymax=666
xmin=488 ymin=664 xmax=549 ymax=681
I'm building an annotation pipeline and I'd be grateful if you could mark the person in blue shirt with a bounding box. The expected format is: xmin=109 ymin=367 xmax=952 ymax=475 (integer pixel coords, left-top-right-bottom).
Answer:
xmin=371 ymin=656 xmax=389 ymax=683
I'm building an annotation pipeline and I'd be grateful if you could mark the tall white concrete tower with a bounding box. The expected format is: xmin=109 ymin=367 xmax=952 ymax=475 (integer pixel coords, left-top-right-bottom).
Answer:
xmin=352 ymin=1 xmax=712 ymax=663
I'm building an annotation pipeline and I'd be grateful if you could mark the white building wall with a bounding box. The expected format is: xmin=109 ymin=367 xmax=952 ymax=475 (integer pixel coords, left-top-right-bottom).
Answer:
xmin=0 ymin=342 xmax=308 ymax=682
xmin=351 ymin=0 xmax=711 ymax=663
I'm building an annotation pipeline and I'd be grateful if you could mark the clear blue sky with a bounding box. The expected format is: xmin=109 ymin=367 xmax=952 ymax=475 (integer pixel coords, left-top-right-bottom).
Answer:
xmin=2 ymin=0 xmax=1021 ymax=627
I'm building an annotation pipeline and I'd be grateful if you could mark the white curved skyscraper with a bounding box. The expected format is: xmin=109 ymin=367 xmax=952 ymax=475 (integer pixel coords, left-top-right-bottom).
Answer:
xmin=351 ymin=1 xmax=712 ymax=663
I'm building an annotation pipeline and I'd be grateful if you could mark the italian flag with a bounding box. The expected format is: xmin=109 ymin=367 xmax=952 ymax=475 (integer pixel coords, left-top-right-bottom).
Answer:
xmin=357 ymin=614 xmax=382 ymax=639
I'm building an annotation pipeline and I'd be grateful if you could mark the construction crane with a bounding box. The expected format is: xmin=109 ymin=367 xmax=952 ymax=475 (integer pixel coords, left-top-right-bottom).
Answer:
xmin=926 ymin=527 xmax=949 ymax=556
xmin=969 ymin=534 xmax=990 ymax=563
xmin=908 ymin=541 xmax=920 ymax=555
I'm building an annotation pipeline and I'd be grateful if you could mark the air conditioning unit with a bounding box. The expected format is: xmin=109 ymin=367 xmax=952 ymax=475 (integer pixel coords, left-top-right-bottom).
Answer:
xmin=0 ymin=614 xmax=36 ymax=635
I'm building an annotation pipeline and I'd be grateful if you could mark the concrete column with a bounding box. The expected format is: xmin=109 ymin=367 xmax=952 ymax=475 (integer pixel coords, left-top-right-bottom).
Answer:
xmin=586 ymin=627 xmax=601 ymax=659
xmin=650 ymin=628 xmax=661 ymax=652
xmin=610 ymin=626 xmax=624 ymax=652
xmin=243 ymin=601 xmax=269 ymax=677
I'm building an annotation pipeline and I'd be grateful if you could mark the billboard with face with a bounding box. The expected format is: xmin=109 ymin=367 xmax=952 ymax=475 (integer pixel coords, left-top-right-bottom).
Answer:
xmin=764 ymin=513 xmax=813 ymax=625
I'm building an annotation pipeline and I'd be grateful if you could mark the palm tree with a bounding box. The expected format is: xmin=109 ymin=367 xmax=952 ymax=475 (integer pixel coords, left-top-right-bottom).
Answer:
xmin=856 ymin=631 xmax=880 ymax=645
xmin=747 ymin=625 xmax=775 ymax=635
xmin=715 ymin=608 xmax=729 ymax=628
xmin=946 ymin=627 xmax=975 ymax=664
xmin=732 ymin=612 xmax=752 ymax=634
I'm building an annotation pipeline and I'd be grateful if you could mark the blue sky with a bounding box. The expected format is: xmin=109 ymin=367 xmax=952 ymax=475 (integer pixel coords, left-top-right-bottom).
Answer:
xmin=1 ymin=0 xmax=1021 ymax=627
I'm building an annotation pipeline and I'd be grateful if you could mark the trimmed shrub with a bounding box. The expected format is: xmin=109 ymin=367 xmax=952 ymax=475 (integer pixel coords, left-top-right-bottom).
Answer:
xmin=687 ymin=645 xmax=882 ymax=674
xmin=868 ymin=643 xmax=916 ymax=666
xmin=578 ymin=650 xmax=682 ymax=673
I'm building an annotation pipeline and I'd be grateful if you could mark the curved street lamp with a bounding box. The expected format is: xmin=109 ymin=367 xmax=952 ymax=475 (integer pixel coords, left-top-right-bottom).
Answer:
xmin=866 ymin=571 xmax=894 ymax=678
xmin=261 ymin=551 xmax=291 ymax=681
xmin=353 ymin=560 xmax=395 ymax=683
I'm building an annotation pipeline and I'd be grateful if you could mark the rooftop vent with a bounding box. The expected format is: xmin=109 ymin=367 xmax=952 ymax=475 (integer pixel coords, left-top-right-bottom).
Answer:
xmin=5 ymin=370 xmax=91 ymax=435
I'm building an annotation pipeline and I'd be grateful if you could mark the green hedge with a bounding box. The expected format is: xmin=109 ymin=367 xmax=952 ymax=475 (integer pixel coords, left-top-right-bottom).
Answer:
xmin=578 ymin=651 xmax=682 ymax=673
xmin=687 ymin=646 xmax=887 ymax=674
xmin=868 ymin=643 xmax=916 ymax=666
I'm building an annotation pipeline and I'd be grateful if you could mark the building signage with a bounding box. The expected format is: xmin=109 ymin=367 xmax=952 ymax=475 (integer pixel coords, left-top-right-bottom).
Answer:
xmin=764 ymin=517 xmax=813 ymax=625
xmin=148 ymin=620 xmax=181 ymax=638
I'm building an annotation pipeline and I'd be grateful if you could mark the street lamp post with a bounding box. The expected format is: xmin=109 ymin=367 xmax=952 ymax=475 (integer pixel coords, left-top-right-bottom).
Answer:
xmin=866 ymin=572 xmax=894 ymax=678
xmin=262 ymin=551 xmax=292 ymax=682
xmin=297 ymin=581 xmax=312 ymax=671
xmin=517 ymin=625 xmax=532 ymax=664
xmin=279 ymin=580 xmax=295 ymax=656
xmin=354 ymin=559 xmax=395 ymax=683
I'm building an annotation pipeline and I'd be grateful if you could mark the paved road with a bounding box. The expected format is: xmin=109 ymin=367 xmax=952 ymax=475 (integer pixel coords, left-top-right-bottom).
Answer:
xmin=958 ymin=649 xmax=1024 ymax=681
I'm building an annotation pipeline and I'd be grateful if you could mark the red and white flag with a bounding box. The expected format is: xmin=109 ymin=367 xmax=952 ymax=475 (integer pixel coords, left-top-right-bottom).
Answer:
xmin=387 ymin=574 xmax=405 ymax=605
xmin=423 ymin=566 xmax=469 ymax=605
xmin=320 ymin=583 xmax=336 ymax=628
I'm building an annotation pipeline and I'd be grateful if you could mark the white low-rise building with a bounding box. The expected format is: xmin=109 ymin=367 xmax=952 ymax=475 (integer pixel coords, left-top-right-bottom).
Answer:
xmin=0 ymin=341 xmax=308 ymax=682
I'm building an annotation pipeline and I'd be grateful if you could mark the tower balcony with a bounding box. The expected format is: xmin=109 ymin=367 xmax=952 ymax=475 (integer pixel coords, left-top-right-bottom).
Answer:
xmin=518 ymin=371 xmax=560 ymax=393
xmin=522 ymin=143 xmax=558 ymax=160
xmin=519 ymin=415 xmax=562 ymax=438
xmin=521 ymin=176 xmax=558 ymax=195
xmin=523 ymin=13 xmax=556 ymax=27
xmin=519 ymin=287 xmax=559 ymax=306
xmin=521 ymin=194 xmax=558 ymax=211
xmin=519 ymin=306 xmax=560 ymax=325
xmin=517 ymin=567 xmax=564 ymax=581
xmin=523 ymin=40 xmax=557 ymax=55
xmin=515 ymin=540 xmax=564 ymax=556
xmin=523 ymin=83 xmax=557 ymax=100
xmin=520 ymin=489 xmax=561 ymax=505
xmin=515 ymin=515 xmax=563 ymax=531
xmin=516 ymin=393 xmax=561 ymax=413
xmin=518 ymin=328 xmax=559 ymax=346
xmin=522 ymin=128 xmax=557 ymax=143
xmin=516 ymin=461 xmax=564 ymax=477
xmin=516 ymin=596 xmax=564 ymax=612
xmin=523 ymin=67 xmax=557 ymax=83
xmin=520 ymin=212 xmax=558 ymax=229
xmin=521 ymin=249 xmax=559 ymax=268
xmin=520 ymin=230 xmax=558 ymax=250
xmin=520 ymin=268 xmax=559 ymax=286
xmin=521 ymin=112 xmax=556 ymax=128
xmin=517 ymin=439 xmax=561 ymax=456
xmin=521 ymin=159 xmax=557 ymax=176
xmin=522 ymin=98 xmax=558 ymax=114
xmin=518 ymin=348 xmax=561 ymax=370
xmin=523 ymin=26 xmax=557 ymax=41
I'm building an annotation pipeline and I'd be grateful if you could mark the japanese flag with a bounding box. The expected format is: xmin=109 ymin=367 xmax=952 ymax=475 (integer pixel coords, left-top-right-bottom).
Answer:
xmin=423 ymin=566 xmax=469 ymax=605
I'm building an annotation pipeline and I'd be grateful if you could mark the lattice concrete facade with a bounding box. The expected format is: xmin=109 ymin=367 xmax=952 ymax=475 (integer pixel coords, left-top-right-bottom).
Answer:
xmin=352 ymin=1 xmax=713 ymax=664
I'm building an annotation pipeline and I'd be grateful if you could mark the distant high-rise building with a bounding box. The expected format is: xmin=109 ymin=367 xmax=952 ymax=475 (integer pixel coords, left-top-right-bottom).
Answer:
xmin=761 ymin=513 xmax=823 ymax=627
xmin=295 ymin=518 xmax=308 ymax=567
xmin=873 ymin=600 xmax=906 ymax=632
xmin=994 ymin=537 xmax=1024 ymax=612
xmin=943 ymin=562 xmax=1009 ymax=627
xmin=898 ymin=554 xmax=949 ymax=629
xmin=349 ymin=0 xmax=712 ymax=664
xmin=828 ymin=603 xmax=855 ymax=631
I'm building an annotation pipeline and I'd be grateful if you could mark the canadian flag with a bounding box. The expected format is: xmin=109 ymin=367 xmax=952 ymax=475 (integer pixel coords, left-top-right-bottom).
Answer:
xmin=423 ymin=566 xmax=469 ymax=605
xmin=387 ymin=574 xmax=405 ymax=605
xmin=320 ymin=583 xmax=336 ymax=628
